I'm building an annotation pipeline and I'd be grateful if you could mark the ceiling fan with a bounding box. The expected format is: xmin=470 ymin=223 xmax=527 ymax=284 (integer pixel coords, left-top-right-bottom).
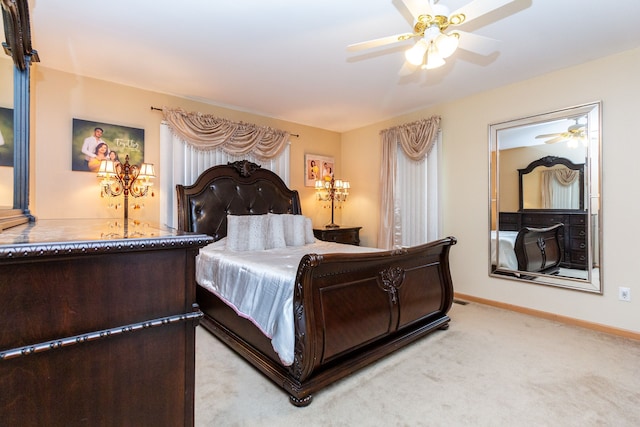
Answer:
xmin=535 ymin=119 xmax=587 ymax=147
xmin=347 ymin=0 xmax=517 ymax=72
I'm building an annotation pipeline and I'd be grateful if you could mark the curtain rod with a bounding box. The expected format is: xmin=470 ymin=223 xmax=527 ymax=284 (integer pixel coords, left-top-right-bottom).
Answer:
xmin=150 ymin=106 xmax=299 ymax=137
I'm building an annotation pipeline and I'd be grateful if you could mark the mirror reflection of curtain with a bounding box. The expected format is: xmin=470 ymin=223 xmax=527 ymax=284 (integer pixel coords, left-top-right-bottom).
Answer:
xmin=541 ymin=169 xmax=579 ymax=209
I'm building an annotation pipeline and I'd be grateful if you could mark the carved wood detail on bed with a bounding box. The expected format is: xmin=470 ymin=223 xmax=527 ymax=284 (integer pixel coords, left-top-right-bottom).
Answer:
xmin=176 ymin=160 xmax=457 ymax=406
xmin=514 ymin=223 xmax=563 ymax=276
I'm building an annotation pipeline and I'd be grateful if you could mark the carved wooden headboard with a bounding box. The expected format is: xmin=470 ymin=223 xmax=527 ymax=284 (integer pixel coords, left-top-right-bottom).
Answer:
xmin=176 ymin=160 xmax=301 ymax=241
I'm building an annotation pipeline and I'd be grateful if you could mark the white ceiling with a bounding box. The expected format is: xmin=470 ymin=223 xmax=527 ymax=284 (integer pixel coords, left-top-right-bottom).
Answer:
xmin=25 ymin=0 xmax=640 ymax=133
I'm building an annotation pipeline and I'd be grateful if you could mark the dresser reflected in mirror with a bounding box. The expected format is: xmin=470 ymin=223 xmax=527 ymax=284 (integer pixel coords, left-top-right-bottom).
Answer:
xmin=489 ymin=102 xmax=602 ymax=293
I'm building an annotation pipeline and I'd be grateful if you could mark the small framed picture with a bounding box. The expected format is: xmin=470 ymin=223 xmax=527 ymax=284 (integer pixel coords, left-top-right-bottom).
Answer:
xmin=305 ymin=154 xmax=334 ymax=187
xmin=72 ymin=118 xmax=145 ymax=172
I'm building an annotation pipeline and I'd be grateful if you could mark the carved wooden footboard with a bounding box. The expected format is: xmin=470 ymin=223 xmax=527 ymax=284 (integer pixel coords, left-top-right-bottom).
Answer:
xmin=287 ymin=237 xmax=456 ymax=405
xmin=514 ymin=223 xmax=563 ymax=275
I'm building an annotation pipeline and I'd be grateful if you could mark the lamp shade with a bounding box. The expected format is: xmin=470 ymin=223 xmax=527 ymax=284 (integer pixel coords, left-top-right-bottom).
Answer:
xmin=435 ymin=32 xmax=459 ymax=58
xmin=138 ymin=163 xmax=156 ymax=178
xmin=405 ymin=39 xmax=428 ymax=66
xmin=97 ymin=160 xmax=117 ymax=177
xmin=424 ymin=43 xmax=446 ymax=69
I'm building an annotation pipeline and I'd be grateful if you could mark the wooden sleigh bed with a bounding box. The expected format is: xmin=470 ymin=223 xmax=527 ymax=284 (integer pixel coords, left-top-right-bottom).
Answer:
xmin=176 ymin=160 xmax=456 ymax=406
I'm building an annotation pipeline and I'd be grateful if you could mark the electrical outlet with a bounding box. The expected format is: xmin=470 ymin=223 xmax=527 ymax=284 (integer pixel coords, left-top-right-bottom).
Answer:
xmin=618 ymin=287 xmax=631 ymax=302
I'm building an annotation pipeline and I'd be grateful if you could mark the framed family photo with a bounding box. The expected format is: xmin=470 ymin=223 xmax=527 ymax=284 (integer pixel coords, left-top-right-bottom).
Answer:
xmin=304 ymin=154 xmax=334 ymax=187
xmin=72 ymin=118 xmax=145 ymax=172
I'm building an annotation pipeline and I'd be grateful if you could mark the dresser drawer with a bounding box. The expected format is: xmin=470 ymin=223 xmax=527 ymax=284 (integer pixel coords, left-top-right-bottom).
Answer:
xmin=570 ymin=215 xmax=587 ymax=225
xmin=521 ymin=214 xmax=566 ymax=226
xmin=570 ymin=237 xmax=587 ymax=251
xmin=498 ymin=213 xmax=519 ymax=231
xmin=570 ymin=225 xmax=586 ymax=239
xmin=570 ymin=250 xmax=588 ymax=265
xmin=313 ymin=226 xmax=361 ymax=246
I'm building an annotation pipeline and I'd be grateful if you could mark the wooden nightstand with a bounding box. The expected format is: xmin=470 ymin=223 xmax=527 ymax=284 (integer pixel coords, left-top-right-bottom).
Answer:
xmin=313 ymin=226 xmax=362 ymax=246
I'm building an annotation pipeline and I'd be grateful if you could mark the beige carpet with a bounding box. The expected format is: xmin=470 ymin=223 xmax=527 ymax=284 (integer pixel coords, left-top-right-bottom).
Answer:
xmin=195 ymin=301 xmax=640 ymax=426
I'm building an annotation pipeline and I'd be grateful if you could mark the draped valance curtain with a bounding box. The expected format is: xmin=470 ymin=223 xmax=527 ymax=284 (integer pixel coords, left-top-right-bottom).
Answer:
xmin=159 ymin=107 xmax=291 ymax=229
xmin=541 ymin=169 xmax=580 ymax=209
xmin=161 ymin=107 xmax=290 ymax=159
xmin=378 ymin=116 xmax=441 ymax=249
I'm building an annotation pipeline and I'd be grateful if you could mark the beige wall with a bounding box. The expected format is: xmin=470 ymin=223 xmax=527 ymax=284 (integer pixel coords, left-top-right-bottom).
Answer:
xmin=30 ymin=67 xmax=341 ymax=227
xmin=342 ymin=47 xmax=640 ymax=333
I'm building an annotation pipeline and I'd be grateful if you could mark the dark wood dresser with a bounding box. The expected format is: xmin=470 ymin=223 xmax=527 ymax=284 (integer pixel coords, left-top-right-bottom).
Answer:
xmin=499 ymin=211 xmax=588 ymax=270
xmin=313 ymin=226 xmax=361 ymax=246
xmin=0 ymin=219 xmax=213 ymax=426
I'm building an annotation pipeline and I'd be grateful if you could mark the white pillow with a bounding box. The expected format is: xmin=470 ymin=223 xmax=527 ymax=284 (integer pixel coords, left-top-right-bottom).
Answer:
xmin=282 ymin=214 xmax=306 ymax=247
xmin=226 ymin=215 xmax=267 ymax=251
xmin=304 ymin=217 xmax=316 ymax=244
xmin=266 ymin=213 xmax=286 ymax=249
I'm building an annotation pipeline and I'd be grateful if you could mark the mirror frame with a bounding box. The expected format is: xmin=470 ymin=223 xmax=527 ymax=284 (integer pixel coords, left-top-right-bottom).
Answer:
xmin=1 ymin=0 xmax=38 ymax=231
xmin=489 ymin=102 xmax=602 ymax=293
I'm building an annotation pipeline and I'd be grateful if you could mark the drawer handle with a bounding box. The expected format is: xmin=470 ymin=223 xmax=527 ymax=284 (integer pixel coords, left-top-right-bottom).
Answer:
xmin=579 ymin=243 xmax=586 ymax=249
xmin=579 ymin=230 xmax=586 ymax=236
xmin=0 ymin=310 xmax=203 ymax=361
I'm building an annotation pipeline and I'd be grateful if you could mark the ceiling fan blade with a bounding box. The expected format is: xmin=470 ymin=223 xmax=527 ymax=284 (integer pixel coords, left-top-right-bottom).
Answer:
xmin=347 ymin=32 xmax=414 ymax=51
xmin=454 ymin=30 xmax=501 ymax=56
xmin=543 ymin=136 xmax=568 ymax=144
xmin=536 ymin=133 xmax=561 ymax=139
xmin=450 ymin=0 xmax=516 ymax=25
xmin=401 ymin=0 xmax=434 ymax=21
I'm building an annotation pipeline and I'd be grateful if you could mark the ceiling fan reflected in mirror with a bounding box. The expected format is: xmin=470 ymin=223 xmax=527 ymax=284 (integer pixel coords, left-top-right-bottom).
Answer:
xmin=535 ymin=118 xmax=587 ymax=147
xmin=348 ymin=0 xmax=517 ymax=72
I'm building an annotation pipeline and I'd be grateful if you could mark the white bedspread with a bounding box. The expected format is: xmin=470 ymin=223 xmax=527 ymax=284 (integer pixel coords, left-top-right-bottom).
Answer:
xmin=196 ymin=239 xmax=381 ymax=366
xmin=491 ymin=230 xmax=519 ymax=270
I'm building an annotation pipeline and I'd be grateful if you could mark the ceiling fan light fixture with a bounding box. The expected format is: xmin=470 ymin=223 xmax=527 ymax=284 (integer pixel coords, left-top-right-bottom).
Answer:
xmin=424 ymin=24 xmax=442 ymax=43
xmin=435 ymin=32 xmax=459 ymax=58
xmin=423 ymin=44 xmax=445 ymax=69
xmin=405 ymin=39 xmax=428 ymax=66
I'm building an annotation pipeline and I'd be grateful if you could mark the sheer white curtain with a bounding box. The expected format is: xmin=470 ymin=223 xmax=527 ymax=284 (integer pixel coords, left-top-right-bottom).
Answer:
xmin=541 ymin=169 xmax=579 ymax=209
xmin=378 ymin=116 xmax=441 ymax=249
xmin=396 ymin=133 xmax=441 ymax=247
xmin=159 ymin=122 xmax=290 ymax=229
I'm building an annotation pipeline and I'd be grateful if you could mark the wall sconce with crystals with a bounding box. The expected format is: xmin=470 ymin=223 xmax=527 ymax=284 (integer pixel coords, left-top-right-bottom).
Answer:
xmin=315 ymin=177 xmax=350 ymax=228
xmin=98 ymin=155 xmax=155 ymax=220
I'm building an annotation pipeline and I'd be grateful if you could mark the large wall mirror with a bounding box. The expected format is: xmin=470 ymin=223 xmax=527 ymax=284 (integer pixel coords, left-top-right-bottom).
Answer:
xmin=489 ymin=102 xmax=602 ymax=293
xmin=0 ymin=16 xmax=13 ymax=212
xmin=0 ymin=0 xmax=38 ymax=231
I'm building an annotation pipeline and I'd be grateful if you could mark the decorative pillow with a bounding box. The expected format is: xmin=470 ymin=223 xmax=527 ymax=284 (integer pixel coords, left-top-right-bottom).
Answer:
xmin=282 ymin=214 xmax=307 ymax=247
xmin=304 ymin=217 xmax=316 ymax=244
xmin=226 ymin=215 xmax=267 ymax=251
xmin=266 ymin=213 xmax=286 ymax=249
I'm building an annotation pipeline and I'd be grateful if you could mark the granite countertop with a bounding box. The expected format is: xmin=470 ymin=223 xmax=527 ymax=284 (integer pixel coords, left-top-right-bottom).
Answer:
xmin=0 ymin=219 xmax=213 ymax=259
